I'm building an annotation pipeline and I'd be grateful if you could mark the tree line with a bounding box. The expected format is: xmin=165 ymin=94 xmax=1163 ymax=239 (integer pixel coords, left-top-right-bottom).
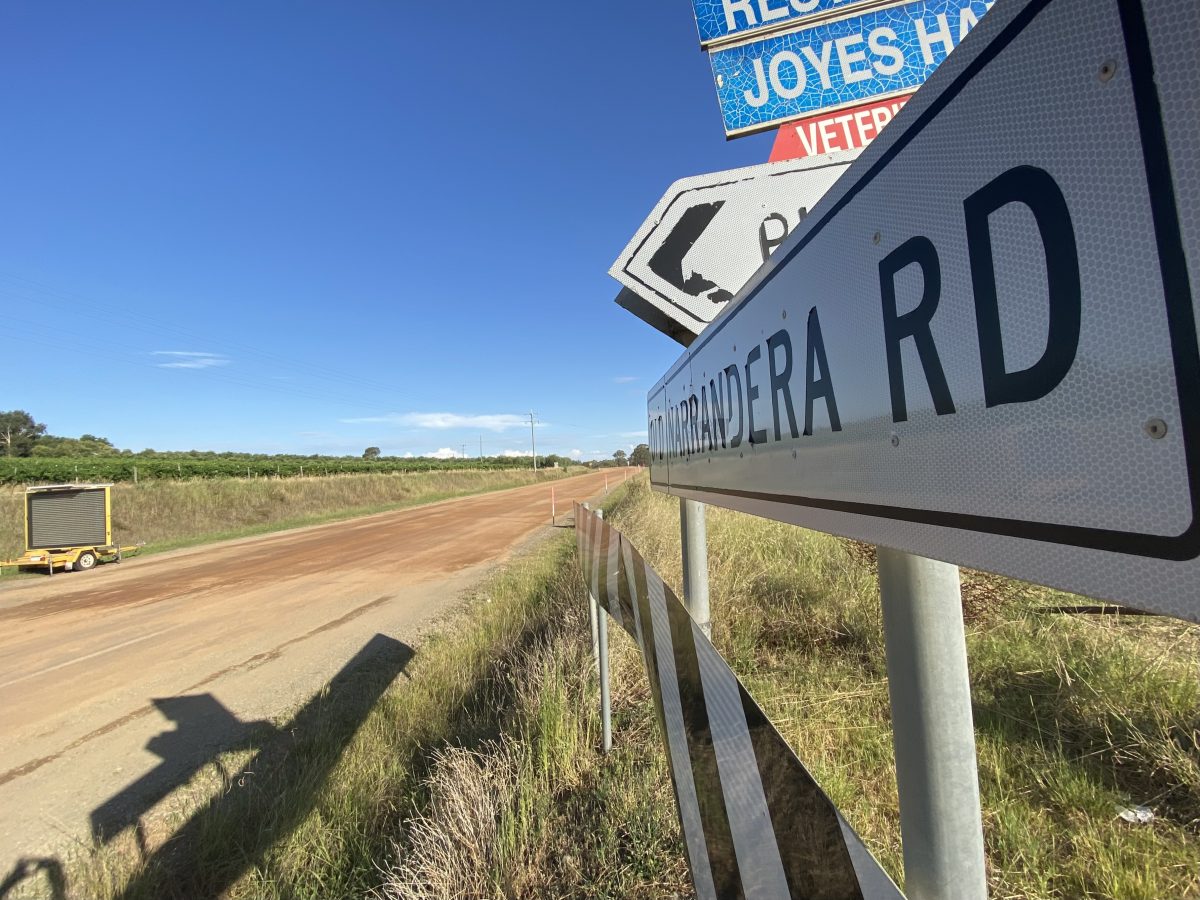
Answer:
xmin=0 ymin=410 xmax=650 ymax=470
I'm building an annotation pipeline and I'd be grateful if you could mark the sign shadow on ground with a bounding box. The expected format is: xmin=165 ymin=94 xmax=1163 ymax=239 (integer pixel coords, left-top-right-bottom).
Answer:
xmin=89 ymin=694 xmax=278 ymax=857
xmin=92 ymin=633 xmax=414 ymax=899
xmin=0 ymin=857 xmax=65 ymax=900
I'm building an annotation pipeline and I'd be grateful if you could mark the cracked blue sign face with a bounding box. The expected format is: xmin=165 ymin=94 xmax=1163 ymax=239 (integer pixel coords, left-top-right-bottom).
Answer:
xmin=709 ymin=0 xmax=994 ymax=137
xmin=691 ymin=0 xmax=876 ymax=47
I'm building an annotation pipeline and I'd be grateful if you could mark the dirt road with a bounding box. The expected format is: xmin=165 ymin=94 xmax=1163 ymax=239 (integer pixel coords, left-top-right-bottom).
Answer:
xmin=0 ymin=469 xmax=626 ymax=871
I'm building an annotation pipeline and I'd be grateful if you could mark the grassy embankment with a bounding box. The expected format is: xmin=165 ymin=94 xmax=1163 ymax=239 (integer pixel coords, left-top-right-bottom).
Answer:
xmin=0 ymin=467 xmax=577 ymax=566
xmin=47 ymin=479 xmax=673 ymax=900
xmin=31 ymin=477 xmax=1199 ymax=899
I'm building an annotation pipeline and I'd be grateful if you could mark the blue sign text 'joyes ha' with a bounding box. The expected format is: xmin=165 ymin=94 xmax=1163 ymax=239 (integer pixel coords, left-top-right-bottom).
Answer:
xmin=710 ymin=0 xmax=993 ymax=136
xmin=692 ymin=0 xmax=875 ymax=47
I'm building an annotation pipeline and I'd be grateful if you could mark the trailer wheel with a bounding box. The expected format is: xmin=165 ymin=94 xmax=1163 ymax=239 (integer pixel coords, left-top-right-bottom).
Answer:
xmin=75 ymin=550 xmax=98 ymax=571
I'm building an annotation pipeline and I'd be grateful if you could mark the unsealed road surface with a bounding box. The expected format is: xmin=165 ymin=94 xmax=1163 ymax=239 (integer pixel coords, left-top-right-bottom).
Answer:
xmin=0 ymin=469 xmax=625 ymax=870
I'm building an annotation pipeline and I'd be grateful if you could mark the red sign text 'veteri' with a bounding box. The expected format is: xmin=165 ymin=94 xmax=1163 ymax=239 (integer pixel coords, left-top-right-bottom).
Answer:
xmin=769 ymin=95 xmax=913 ymax=162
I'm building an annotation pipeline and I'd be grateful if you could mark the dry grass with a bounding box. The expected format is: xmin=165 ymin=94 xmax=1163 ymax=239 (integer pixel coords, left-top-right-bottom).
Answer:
xmin=24 ymin=476 xmax=1198 ymax=899
xmin=601 ymin=479 xmax=1200 ymax=899
xmin=381 ymin=625 xmax=688 ymax=900
xmin=24 ymin=481 xmax=687 ymax=900
xmin=0 ymin=468 xmax=575 ymax=562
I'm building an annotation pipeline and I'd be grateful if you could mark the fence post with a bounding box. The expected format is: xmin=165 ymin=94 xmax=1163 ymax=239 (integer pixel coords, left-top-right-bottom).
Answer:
xmin=680 ymin=498 xmax=711 ymax=637
xmin=877 ymin=547 xmax=986 ymax=900
xmin=595 ymin=508 xmax=612 ymax=754
xmin=551 ymin=486 xmax=556 ymax=525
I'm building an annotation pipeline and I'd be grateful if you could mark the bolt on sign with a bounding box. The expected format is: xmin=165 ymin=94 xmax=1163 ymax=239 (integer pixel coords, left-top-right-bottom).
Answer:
xmin=576 ymin=504 xmax=904 ymax=900
xmin=648 ymin=0 xmax=1200 ymax=624
xmin=705 ymin=0 xmax=995 ymax=137
xmin=611 ymin=150 xmax=859 ymax=344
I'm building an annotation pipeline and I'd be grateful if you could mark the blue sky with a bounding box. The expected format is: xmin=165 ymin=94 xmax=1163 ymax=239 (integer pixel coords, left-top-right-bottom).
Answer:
xmin=0 ymin=2 xmax=773 ymax=460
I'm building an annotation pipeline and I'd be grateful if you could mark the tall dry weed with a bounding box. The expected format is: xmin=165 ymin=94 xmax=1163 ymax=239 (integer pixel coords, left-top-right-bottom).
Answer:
xmin=383 ymin=741 xmax=519 ymax=900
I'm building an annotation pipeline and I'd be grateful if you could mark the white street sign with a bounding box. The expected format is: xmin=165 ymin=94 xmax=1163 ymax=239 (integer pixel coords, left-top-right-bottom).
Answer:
xmin=611 ymin=151 xmax=859 ymax=344
xmin=647 ymin=0 xmax=1200 ymax=622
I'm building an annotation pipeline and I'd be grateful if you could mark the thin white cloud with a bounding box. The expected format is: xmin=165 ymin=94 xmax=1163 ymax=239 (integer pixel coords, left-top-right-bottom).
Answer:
xmin=612 ymin=376 xmax=637 ymax=384
xmin=152 ymin=351 xmax=229 ymax=370
xmin=569 ymin=449 xmax=583 ymax=459
xmin=619 ymin=430 xmax=646 ymax=439
xmin=499 ymin=449 xmax=532 ymax=458
xmin=428 ymin=447 xmax=462 ymax=459
xmin=403 ymin=452 xmax=415 ymax=459
xmin=340 ymin=412 xmax=535 ymax=431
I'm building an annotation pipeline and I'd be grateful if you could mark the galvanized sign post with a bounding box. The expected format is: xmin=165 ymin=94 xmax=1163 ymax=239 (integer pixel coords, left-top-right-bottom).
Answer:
xmin=596 ymin=510 xmax=612 ymax=754
xmin=878 ymin=549 xmax=985 ymax=900
xmin=680 ymin=498 xmax=712 ymax=638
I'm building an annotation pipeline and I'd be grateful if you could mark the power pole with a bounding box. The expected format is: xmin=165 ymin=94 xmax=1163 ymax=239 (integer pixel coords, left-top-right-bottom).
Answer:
xmin=479 ymin=435 xmax=483 ymax=458
xmin=529 ymin=411 xmax=537 ymax=471
xmin=461 ymin=443 xmax=466 ymax=459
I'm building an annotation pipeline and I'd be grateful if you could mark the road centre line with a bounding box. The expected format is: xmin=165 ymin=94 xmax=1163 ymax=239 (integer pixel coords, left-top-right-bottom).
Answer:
xmin=0 ymin=626 xmax=183 ymax=691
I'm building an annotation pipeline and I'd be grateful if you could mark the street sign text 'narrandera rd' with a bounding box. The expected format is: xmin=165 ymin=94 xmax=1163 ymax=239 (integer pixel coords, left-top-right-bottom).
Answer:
xmin=648 ymin=0 xmax=1200 ymax=623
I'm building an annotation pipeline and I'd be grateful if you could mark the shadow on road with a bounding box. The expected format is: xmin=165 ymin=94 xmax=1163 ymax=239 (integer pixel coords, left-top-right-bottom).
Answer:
xmin=94 ymin=633 xmax=414 ymax=900
xmin=0 ymin=857 xmax=65 ymax=900
xmin=90 ymin=694 xmax=276 ymax=856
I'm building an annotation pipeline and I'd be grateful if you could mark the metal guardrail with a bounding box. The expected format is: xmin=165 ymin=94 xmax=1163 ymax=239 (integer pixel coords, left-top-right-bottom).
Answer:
xmin=576 ymin=502 xmax=904 ymax=900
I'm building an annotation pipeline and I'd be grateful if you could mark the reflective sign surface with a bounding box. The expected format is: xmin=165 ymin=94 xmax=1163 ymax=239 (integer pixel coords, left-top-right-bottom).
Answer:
xmin=650 ymin=0 xmax=1200 ymax=622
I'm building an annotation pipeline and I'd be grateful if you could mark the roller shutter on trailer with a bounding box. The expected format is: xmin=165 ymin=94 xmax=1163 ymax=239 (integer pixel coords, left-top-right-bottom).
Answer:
xmin=27 ymin=489 xmax=107 ymax=549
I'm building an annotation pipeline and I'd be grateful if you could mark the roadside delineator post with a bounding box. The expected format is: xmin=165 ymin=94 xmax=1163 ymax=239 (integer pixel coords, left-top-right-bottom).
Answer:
xmin=878 ymin=548 xmax=986 ymax=900
xmin=551 ymin=486 xmax=556 ymax=525
xmin=680 ymin=498 xmax=711 ymax=637
xmin=583 ymin=504 xmax=599 ymax=670
xmin=595 ymin=508 xmax=612 ymax=754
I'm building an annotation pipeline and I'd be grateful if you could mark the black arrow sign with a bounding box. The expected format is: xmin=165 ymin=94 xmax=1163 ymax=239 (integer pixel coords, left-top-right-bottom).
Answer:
xmin=648 ymin=202 xmax=734 ymax=304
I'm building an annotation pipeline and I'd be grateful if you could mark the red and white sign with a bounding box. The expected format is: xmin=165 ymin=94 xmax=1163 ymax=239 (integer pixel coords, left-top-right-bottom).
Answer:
xmin=769 ymin=94 xmax=913 ymax=162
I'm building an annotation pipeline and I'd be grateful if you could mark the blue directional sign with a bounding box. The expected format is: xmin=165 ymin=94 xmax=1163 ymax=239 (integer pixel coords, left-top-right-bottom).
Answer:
xmin=691 ymin=0 xmax=874 ymax=47
xmin=710 ymin=0 xmax=993 ymax=136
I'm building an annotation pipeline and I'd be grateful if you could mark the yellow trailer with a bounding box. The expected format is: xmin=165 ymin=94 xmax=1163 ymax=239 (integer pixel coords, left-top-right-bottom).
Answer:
xmin=1 ymin=483 xmax=141 ymax=575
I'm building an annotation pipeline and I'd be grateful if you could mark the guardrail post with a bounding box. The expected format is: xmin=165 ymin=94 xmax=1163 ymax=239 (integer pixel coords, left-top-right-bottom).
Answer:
xmin=878 ymin=547 xmax=986 ymax=900
xmin=596 ymin=508 xmax=612 ymax=754
xmin=680 ymin=498 xmax=711 ymax=637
